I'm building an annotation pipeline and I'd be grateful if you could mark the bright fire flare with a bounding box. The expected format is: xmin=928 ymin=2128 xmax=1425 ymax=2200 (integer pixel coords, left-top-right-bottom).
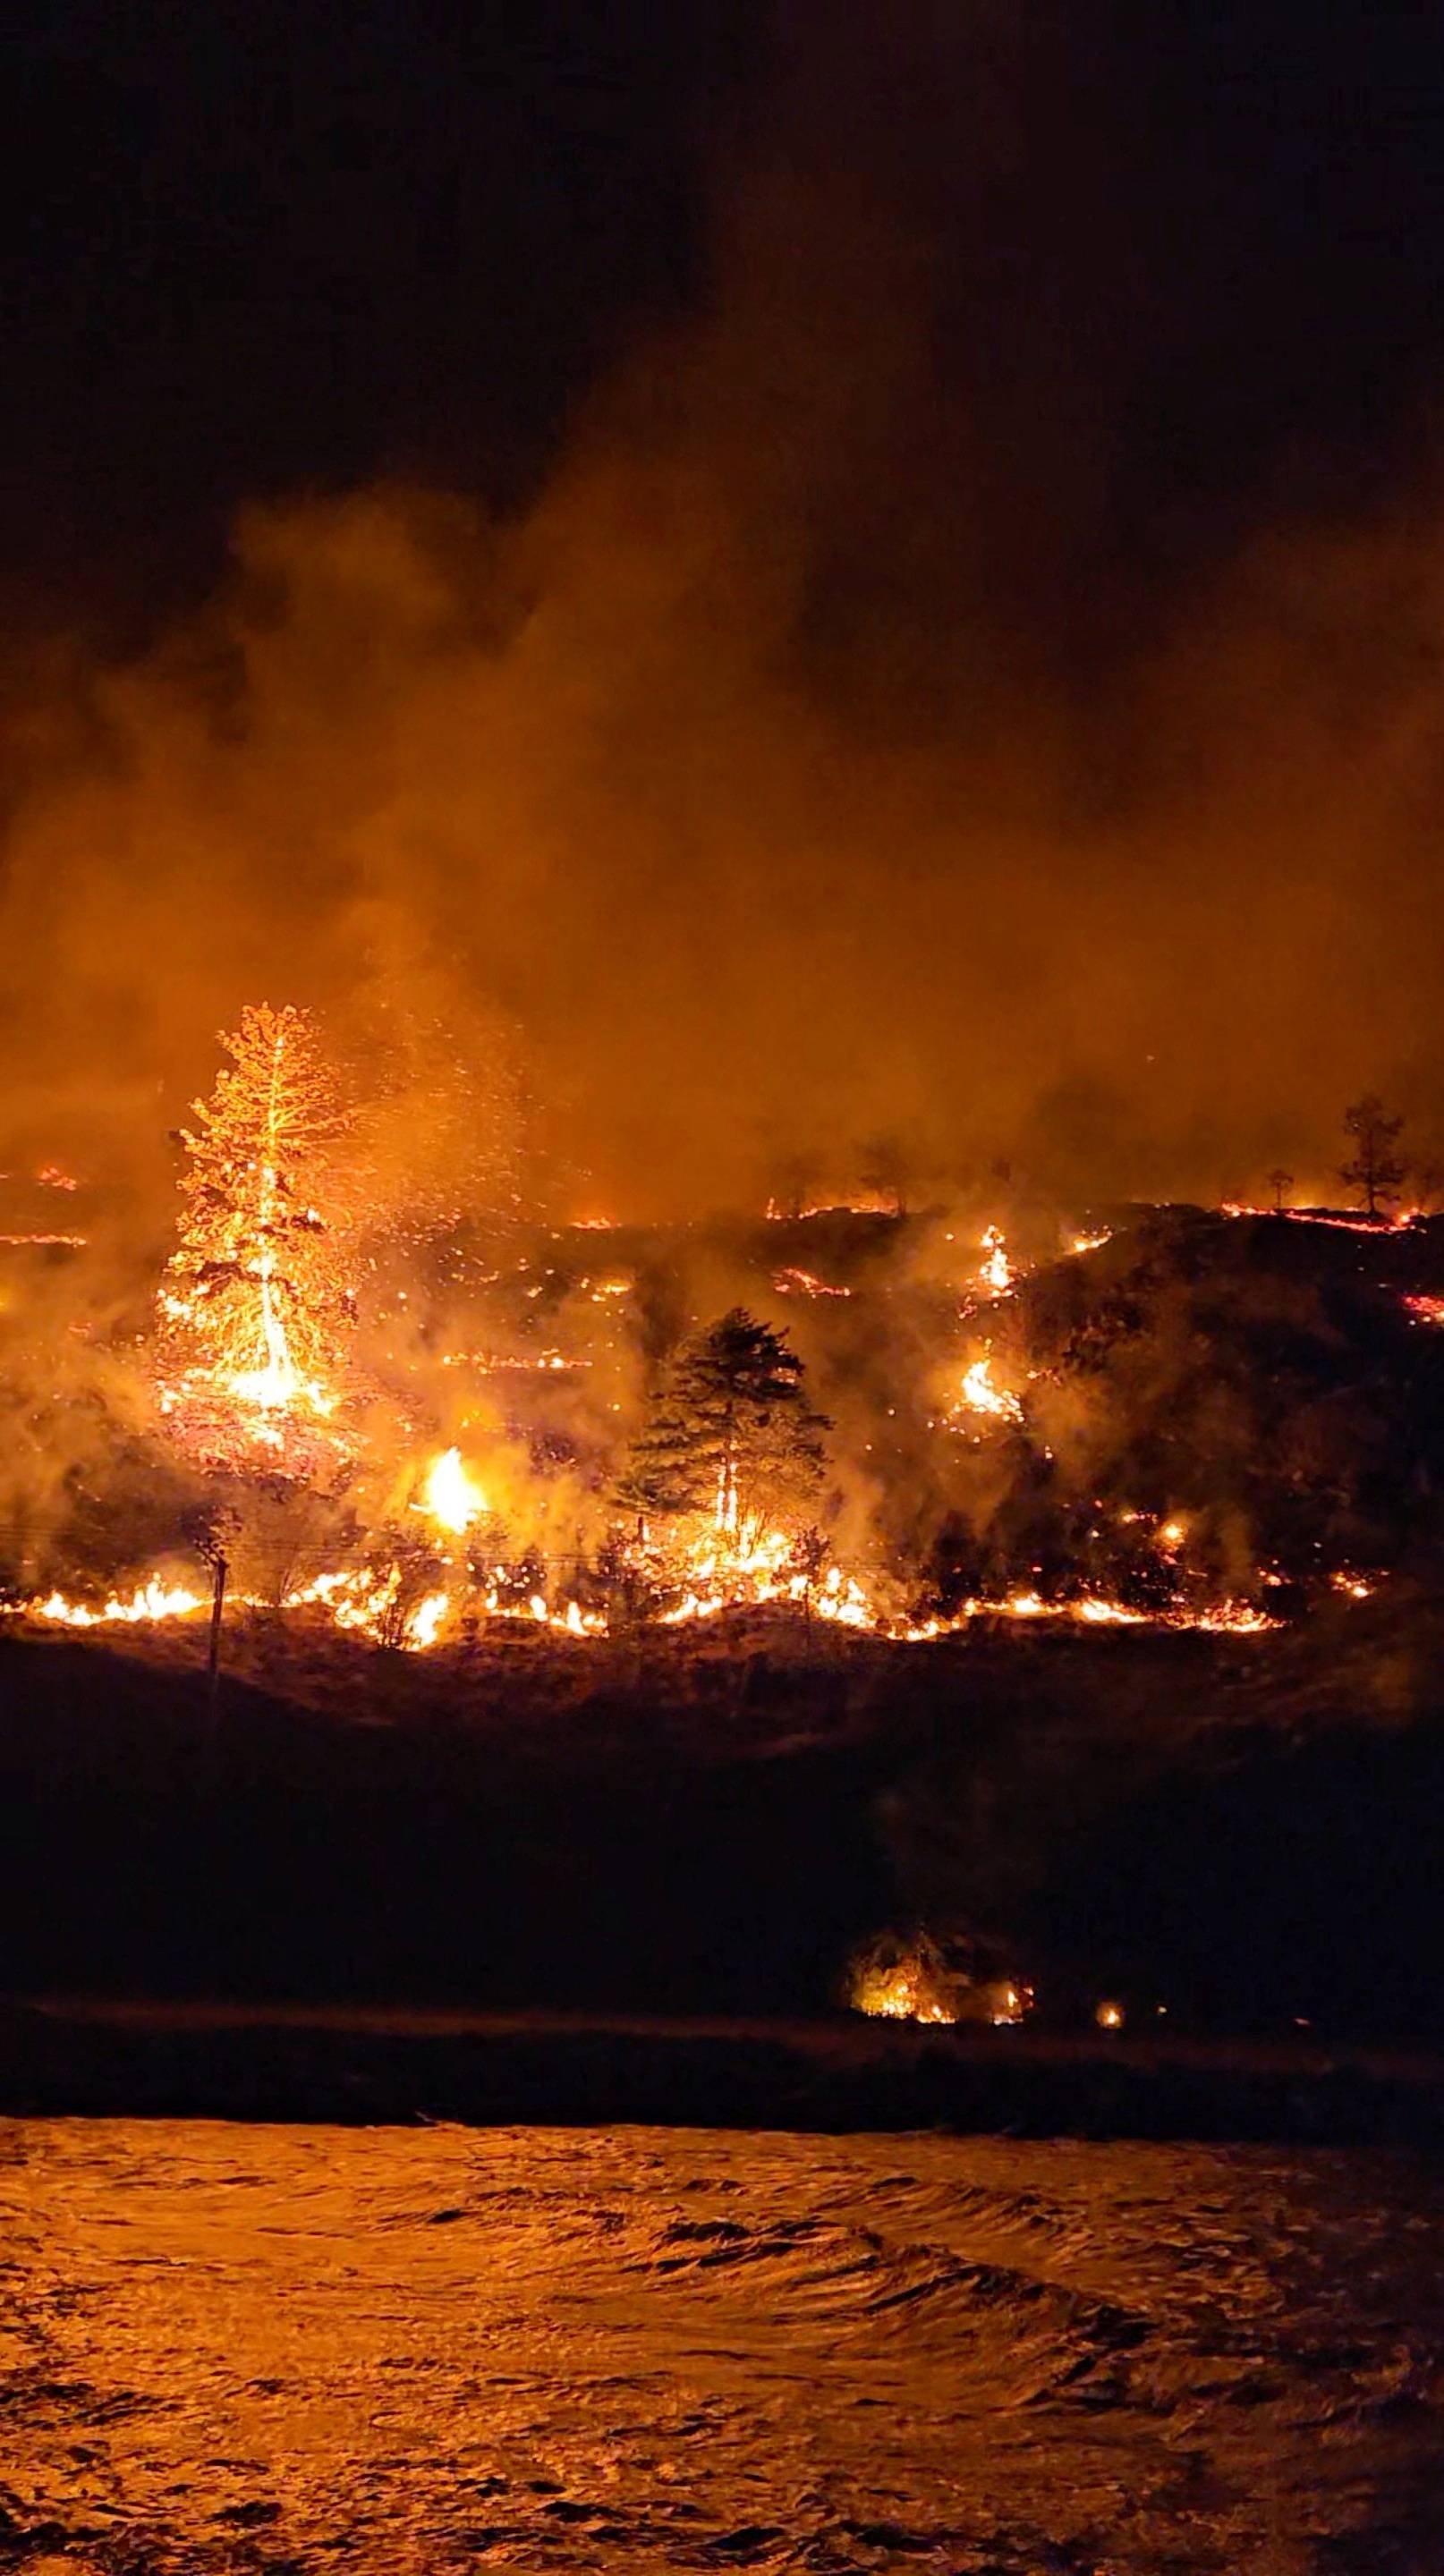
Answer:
xmin=978 ymin=1224 xmax=1013 ymax=1295
xmin=419 ymin=1446 xmax=488 ymax=1536
xmin=952 ymin=1354 xmax=1024 ymax=1425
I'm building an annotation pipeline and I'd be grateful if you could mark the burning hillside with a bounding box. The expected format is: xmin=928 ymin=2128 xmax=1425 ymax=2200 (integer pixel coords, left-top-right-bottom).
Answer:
xmin=4 ymin=1008 xmax=1444 ymax=1676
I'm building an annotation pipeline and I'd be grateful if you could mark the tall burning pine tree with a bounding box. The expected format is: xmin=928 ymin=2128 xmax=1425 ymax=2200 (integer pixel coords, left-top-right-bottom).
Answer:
xmin=160 ymin=1004 xmax=353 ymax=1457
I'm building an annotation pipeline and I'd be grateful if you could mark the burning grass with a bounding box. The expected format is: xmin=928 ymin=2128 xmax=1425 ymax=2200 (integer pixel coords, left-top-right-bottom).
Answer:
xmin=3 ymin=1009 xmax=1441 ymax=1674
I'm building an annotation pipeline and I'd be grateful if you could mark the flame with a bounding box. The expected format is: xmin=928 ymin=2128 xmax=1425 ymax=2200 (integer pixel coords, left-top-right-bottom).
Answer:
xmin=772 ymin=1266 xmax=852 ymax=1298
xmin=978 ymin=1224 xmax=1013 ymax=1295
xmin=1068 ymin=1228 xmax=1111 ymax=1256
xmin=846 ymin=1945 xmax=1032 ymax=2028
xmin=419 ymin=1446 xmax=488 ymax=1536
xmin=849 ymin=1956 xmax=957 ymax=2024
xmin=22 ymin=1579 xmax=208 ymax=1627
xmin=409 ymin=1591 xmax=449 ymax=1649
xmin=4 ymin=1563 xmax=1297 ymax=1653
xmin=1405 ymin=1294 xmax=1444 ymax=1326
xmin=1224 ymin=1202 xmax=1419 ymax=1234
xmin=951 ymin=1354 xmax=1024 ymax=1425
xmin=644 ymin=1517 xmax=877 ymax=1630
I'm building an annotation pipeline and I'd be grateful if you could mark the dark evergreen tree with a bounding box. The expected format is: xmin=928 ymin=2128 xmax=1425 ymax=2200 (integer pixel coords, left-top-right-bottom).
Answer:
xmin=617 ymin=1309 xmax=828 ymax=1535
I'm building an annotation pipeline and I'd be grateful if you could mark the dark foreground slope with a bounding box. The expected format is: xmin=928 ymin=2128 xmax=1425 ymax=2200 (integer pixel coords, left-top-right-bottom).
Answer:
xmin=6 ymin=2000 xmax=1444 ymax=2140
xmin=3 ymin=1595 xmax=1444 ymax=2054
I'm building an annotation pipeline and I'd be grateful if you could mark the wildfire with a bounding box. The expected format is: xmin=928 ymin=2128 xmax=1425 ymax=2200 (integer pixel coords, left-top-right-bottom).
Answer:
xmin=1224 ymin=1202 xmax=1420 ymax=1235
xmin=157 ymin=1004 xmax=353 ymax=1474
xmin=846 ymin=1940 xmax=1032 ymax=2028
xmin=651 ymin=1521 xmax=876 ymax=1630
xmin=0 ymin=1007 xmax=1386 ymax=1674
xmin=950 ymin=1354 xmax=1024 ymax=1426
xmin=772 ymin=1266 xmax=852 ymax=1299
xmin=851 ymin=1960 xmax=956 ymax=2024
xmin=21 ymin=1579 xmax=208 ymax=1627
xmin=903 ymin=1592 xmax=1279 ymax=1639
xmin=978 ymin=1224 xmax=1013 ymax=1295
xmin=419 ymin=1446 xmax=488 ymax=1536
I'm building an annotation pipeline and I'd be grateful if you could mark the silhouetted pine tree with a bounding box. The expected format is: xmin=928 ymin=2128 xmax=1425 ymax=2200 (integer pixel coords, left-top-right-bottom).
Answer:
xmin=617 ymin=1309 xmax=828 ymax=1535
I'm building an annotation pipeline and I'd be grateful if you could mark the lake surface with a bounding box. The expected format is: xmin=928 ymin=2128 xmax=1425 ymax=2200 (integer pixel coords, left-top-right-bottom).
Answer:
xmin=4 ymin=2120 xmax=1443 ymax=2572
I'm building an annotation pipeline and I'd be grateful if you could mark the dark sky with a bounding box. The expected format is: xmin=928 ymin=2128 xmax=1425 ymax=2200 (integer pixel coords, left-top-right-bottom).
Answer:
xmin=3 ymin=0 xmax=750 ymax=628
xmin=5 ymin=1 xmax=1444 ymax=1211
xmin=6 ymin=1 xmax=1443 ymax=633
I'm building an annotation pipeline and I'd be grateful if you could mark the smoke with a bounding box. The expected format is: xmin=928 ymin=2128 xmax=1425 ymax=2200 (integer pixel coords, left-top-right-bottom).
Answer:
xmin=3 ymin=6 xmax=1444 ymax=1226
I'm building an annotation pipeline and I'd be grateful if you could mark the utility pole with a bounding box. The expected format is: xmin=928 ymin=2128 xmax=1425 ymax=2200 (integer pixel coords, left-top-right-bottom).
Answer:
xmin=207 ymin=1551 xmax=228 ymax=1733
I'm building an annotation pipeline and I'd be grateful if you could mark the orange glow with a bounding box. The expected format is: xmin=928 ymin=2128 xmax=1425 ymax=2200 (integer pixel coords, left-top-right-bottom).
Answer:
xmin=772 ymin=1266 xmax=852 ymax=1298
xmin=20 ymin=1579 xmax=208 ymax=1628
xmin=418 ymin=1446 xmax=488 ymax=1536
xmin=949 ymin=1353 xmax=1024 ymax=1426
xmin=978 ymin=1224 xmax=1013 ymax=1295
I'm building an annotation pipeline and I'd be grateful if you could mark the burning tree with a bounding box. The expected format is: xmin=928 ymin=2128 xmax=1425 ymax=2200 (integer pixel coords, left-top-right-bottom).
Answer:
xmin=158 ymin=1003 xmax=354 ymax=1466
xmin=618 ymin=1308 xmax=828 ymax=1542
xmin=1340 ymin=1095 xmax=1407 ymax=1216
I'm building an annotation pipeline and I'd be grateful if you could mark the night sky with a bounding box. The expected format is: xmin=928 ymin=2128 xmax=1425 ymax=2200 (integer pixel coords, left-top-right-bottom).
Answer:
xmin=8 ymin=3 xmax=1442 ymax=631
xmin=4 ymin=1 xmax=1444 ymax=1206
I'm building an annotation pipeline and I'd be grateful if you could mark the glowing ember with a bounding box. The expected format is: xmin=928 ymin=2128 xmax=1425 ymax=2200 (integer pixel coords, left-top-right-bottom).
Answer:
xmin=1095 ymin=2000 xmax=1125 ymax=2031
xmin=1224 ymin=1202 xmax=1419 ymax=1235
xmin=1068 ymin=1229 xmax=1111 ymax=1256
xmin=978 ymin=1224 xmax=1013 ymax=1295
xmin=772 ymin=1267 xmax=852 ymax=1298
xmin=1405 ymin=1294 xmax=1444 ymax=1326
xmin=419 ymin=1446 xmax=488 ymax=1536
